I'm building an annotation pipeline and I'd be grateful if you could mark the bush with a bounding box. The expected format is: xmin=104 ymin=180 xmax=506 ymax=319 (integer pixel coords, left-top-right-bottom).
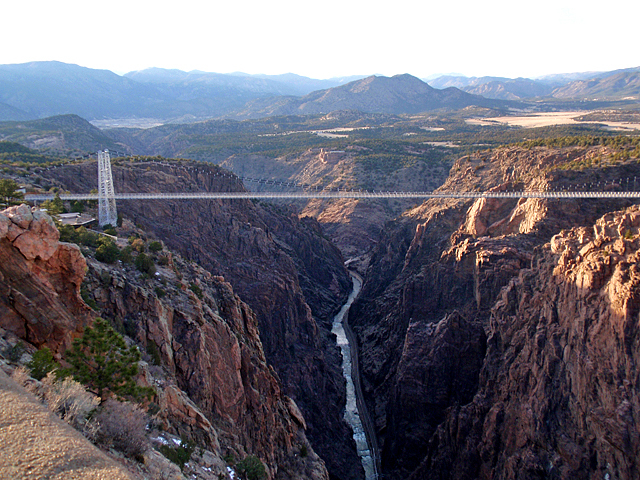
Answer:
xmin=27 ymin=347 xmax=59 ymax=380
xmin=95 ymin=399 xmax=149 ymax=459
xmin=189 ymin=282 xmax=203 ymax=299
xmin=4 ymin=342 xmax=25 ymax=362
xmin=119 ymin=245 xmax=133 ymax=264
xmin=135 ymin=253 xmax=156 ymax=276
xmin=236 ymin=455 xmax=267 ymax=480
xmin=159 ymin=438 xmax=195 ymax=470
xmin=95 ymin=238 xmax=120 ymax=264
xmin=148 ymin=241 xmax=163 ymax=253
xmin=41 ymin=372 xmax=99 ymax=432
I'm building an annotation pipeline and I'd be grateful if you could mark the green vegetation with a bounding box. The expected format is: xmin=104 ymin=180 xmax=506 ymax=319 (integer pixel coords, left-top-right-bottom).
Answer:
xmin=235 ymin=455 xmax=267 ymax=480
xmin=189 ymin=282 xmax=203 ymax=299
xmin=135 ymin=253 xmax=156 ymax=275
xmin=158 ymin=438 xmax=196 ymax=470
xmin=95 ymin=237 xmax=120 ymax=264
xmin=0 ymin=178 xmax=24 ymax=207
xmin=148 ymin=240 xmax=163 ymax=253
xmin=27 ymin=347 xmax=60 ymax=380
xmin=42 ymin=193 xmax=65 ymax=214
xmin=62 ymin=317 xmax=153 ymax=401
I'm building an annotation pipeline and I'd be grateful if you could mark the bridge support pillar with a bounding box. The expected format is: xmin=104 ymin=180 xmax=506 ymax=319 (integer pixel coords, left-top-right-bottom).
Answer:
xmin=97 ymin=150 xmax=118 ymax=227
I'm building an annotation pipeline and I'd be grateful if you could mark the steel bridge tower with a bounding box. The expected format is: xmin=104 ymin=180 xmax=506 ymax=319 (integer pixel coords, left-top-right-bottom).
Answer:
xmin=97 ymin=149 xmax=118 ymax=227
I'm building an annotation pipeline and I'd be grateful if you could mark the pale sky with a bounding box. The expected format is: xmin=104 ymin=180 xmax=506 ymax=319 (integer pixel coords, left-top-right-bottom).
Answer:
xmin=2 ymin=0 xmax=639 ymax=79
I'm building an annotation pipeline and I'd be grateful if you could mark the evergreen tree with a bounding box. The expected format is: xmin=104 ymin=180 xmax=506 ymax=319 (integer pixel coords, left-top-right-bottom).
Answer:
xmin=27 ymin=347 xmax=60 ymax=380
xmin=0 ymin=179 xmax=24 ymax=208
xmin=63 ymin=318 xmax=151 ymax=401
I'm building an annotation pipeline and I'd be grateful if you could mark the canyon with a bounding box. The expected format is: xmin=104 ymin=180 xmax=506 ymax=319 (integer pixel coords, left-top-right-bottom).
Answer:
xmin=2 ymin=139 xmax=640 ymax=479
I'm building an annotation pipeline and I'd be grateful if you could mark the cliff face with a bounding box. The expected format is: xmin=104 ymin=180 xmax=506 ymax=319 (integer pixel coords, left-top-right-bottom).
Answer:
xmin=84 ymin=254 xmax=328 ymax=480
xmin=44 ymin=160 xmax=361 ymax=480
xmin=421 ymin=206 xmax=640 ymax=479
xmin=0 ymin=204 xmax=329 ymax=480
xmin=350 ymin=145 xmax=640 ymax=479
xmin=0 ymin=204 xmax=92 ymax=352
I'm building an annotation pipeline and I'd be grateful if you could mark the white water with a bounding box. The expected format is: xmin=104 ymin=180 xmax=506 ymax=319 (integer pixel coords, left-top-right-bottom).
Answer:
xmin=331 ymin=273 xmax=378 ymax=480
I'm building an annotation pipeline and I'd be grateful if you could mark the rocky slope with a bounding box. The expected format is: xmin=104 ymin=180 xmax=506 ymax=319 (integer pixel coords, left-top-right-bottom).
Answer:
xmin=0 ymin=203 xmax=330 ymax=479
xmin=42 ymin=159 xmax=362 ymax=480
xmin=349 ymin=144 xmax=640 ymax=479
xmin=0 ymin=204 xmax=93 ymax=352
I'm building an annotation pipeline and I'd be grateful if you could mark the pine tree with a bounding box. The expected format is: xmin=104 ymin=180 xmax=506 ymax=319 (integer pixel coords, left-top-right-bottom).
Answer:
xmin=0 ymin=179 xmax=24 ymax=208
xmin=63 ymin=318 xmax=152 ymax=401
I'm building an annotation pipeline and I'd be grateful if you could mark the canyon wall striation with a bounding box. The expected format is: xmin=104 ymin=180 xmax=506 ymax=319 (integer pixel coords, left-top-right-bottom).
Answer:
xmin=350 ymin=146 xmax=640 ymax=479
xmin=0 ymin=203 xmax=330 ymax=479
xmin=45 ymin=160 xmax=361 ymax=480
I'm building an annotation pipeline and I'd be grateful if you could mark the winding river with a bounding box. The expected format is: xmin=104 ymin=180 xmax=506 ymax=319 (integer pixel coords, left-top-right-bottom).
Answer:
xmin=331 ymin=272 xmax=380 ymax=480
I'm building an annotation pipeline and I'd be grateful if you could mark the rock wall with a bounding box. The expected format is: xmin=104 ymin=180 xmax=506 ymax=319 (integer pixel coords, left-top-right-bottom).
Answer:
xmin=85 ymin=255 xmax=328 ymax=480
xmin=419 ymin=206 xmax=640 ymax=479
xmin=0 ymin=204 xmax=92 ymax=352
xmin=349 ymin=145 xmax=640 ymax=479
xmin=44 ymin=160 xmax=361 ymax=480
xmin=0 ymin=203 xmax=329 ymax=480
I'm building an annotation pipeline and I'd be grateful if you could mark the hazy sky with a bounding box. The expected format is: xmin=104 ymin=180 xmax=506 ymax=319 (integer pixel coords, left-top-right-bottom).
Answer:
xmin=2 ymin=0 xmax=639 ymax=79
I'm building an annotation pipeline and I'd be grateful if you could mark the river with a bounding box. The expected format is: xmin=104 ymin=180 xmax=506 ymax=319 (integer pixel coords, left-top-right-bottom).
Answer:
xmin=331 ymin=272 xmax=379 ymax=480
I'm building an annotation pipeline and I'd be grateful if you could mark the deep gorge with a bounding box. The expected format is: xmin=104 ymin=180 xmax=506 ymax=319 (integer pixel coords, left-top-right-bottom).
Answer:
xmin=3 ymin=142 xmax=640 ymax=479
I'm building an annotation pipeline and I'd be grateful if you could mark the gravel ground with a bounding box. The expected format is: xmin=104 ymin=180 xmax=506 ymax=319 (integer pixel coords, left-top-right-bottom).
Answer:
xmin=0 ymin=368 xmax=135 ymax=480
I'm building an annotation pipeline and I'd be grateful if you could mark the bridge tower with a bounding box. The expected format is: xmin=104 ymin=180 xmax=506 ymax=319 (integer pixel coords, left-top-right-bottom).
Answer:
xmin=97 ymin=149 xmax=118 ymax=227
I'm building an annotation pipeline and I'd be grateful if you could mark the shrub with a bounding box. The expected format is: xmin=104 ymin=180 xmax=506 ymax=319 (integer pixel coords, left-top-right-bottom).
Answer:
xmin=81 ymin=286 xmax=99 ymax=311
xmin=4 ymin=342 xmax=25 ymax=363
xmin=131 ymin=238 xmax=146 ymax=253
xmin=135 ymin=253 xmax=156 ymax=276
xmin=189 ymin=282 xmax=203 ymax=299
xmin=95 ymin=399 xmax=149 ymax=459
xmin=148 ymin=241 xmax=163 ymax=253
xmin=159 ymin=438 xmax=195 ymax=470
xmin=236 ymin=455 xmax=267 ymax=480
xmin=119 ymin=245 xmax=133 ymax=264
xmin=41 ymin=372 xmax=99 ymax=431
xmin=70 ymin=201 xmax=85 ymax=213
xmin=95 ymin=238 xmax=120 ymax=264
xmin=146 ymin=340 xmax=162 ymax=366
xmin=27 ymin=347 xmax=59 ymax=380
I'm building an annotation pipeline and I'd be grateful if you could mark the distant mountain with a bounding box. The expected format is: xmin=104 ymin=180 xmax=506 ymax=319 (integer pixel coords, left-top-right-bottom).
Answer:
xmin=552 ymin=70 xmax=640 ymax=100
xmin=0 ymin=100 xmax=33 ymax=122
xmin=463 ymin=78 xmax=553 ymax=100
xmin=219 ymin=71 xmax=369 ymax=94
xmin=233 ymin=74 xmax=507 ymax=118
xmin=0 ymin=61 xmax=160 ymax=120
xmin=0 ymin=62 xmax=371 ymax=122
xmin=428 ymin=75 xmax=553 ymax=100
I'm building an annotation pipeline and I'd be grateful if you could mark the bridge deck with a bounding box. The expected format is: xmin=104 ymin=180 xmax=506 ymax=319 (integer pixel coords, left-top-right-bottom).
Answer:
xmin=24 ymin=191 xmax=640 ymax=201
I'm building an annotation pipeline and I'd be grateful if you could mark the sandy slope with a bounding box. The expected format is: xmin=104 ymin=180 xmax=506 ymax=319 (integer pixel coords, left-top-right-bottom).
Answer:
xmin=0 ymin=369 xmax=135 ymax=480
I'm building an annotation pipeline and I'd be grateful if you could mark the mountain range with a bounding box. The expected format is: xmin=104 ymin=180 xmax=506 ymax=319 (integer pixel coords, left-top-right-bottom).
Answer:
xmin=427 ymin=67 xmax=640 ymax=100
xmin=0 ymin=61 xmax=638 ymax=123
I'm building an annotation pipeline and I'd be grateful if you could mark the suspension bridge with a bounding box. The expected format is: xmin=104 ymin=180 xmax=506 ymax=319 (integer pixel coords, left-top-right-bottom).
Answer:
xmin=24 ymin=150 xmax=640 ymax=226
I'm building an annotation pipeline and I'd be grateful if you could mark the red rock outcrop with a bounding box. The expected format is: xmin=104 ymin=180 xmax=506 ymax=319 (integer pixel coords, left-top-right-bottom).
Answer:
xmin=350 ymin=145 xmax=640 ymax=479
xmin=0 ymin=203 xmax=329 ymax=479
xmin=0 ymin=205 xmax=93 ymax=352
xmin=419 ymin=206 xmax=640 ymax=479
